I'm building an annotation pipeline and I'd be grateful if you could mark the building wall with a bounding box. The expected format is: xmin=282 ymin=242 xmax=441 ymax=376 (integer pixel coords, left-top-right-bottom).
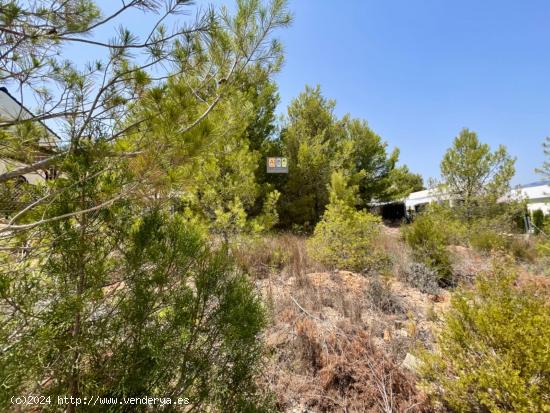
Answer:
xmin=404 ymin=182 xmax=550 ymax=216
xmin=0 ymin=88 xmax=59 ymax=186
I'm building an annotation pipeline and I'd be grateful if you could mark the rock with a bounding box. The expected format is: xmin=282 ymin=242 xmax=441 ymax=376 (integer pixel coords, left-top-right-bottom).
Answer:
xmin=429 ymin=294 xmax=445 ymax=302
xmin=401 ymin=352 xmax=420 ymax=373
xmin=395 ymin=329 xmax=408 ymax=338
xmin=394 ymin=320 xmax=404 ymax=329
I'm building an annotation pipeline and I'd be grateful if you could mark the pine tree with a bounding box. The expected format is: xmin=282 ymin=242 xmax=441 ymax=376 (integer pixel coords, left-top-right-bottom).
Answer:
xmin=440 ymin=128 xmax=515 ymax=221
xmin=536 ymin=136 xmax=550 ymax=179
xmin=0 ymin=1 xmax=291 ymax=411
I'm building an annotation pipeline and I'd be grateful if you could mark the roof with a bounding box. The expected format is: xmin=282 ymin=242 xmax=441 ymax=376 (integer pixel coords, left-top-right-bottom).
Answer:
xmin=404 ymin=182 xmax=550 ymax=206
xmin=404 ymin=188 xmax=452 ymax=208
xmin=517 ymin=180 xmax=550 ymax=189
xmin=503 ymin=182 xmax=550 ymax=203
xmin=0 ymin=87 xmax=59 ymax=151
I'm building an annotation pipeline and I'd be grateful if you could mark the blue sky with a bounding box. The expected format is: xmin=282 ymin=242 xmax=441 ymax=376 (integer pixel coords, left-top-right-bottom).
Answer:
xmin=59 ymin=1 xmax=550 ymax=185
xmin=273 ymin=0 xmax=550 ymax=185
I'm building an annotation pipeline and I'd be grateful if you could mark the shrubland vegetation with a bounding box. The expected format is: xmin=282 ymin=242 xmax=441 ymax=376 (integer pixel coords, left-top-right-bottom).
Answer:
xmin=402 ymin=205 xmax=458 ymax=285
xmin=307 ymin=171 xmax=388 ymax=272
xmin=0 ymin=0 xmax=290 ymax=411
xmin=419 ymin=259 xmax=550 ymax=413
xmin=1 ymin=1 xmax=550 ymax=412
xmin=403 ymin=130 xmax=538 ymax=275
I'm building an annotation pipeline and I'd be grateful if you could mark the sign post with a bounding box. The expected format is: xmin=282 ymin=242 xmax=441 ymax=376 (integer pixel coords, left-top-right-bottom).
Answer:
xmin=266 ymin=157 xmax=288 ymax=174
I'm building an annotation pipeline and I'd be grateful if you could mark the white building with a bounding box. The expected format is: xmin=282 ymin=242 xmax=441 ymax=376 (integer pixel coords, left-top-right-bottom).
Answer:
xmin=404 ymin=181 xmax=550 ymax=215
xmin=0 ymin=87 xmax=59 ymax=184
xmin=501 ymin=181 xmax=550 ymax=215
xmin=404 ymin=188 xmax=448 ymax=213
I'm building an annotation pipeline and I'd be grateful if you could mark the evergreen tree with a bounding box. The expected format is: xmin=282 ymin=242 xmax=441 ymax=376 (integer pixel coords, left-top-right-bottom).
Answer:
xmin=277 ymin=86 xmax=422 ymax=228
xmin=1 ymin=172 xmax=270 ymax=410
xmin=0 ymin=1 xmax=290 ymax=411
xmin=307 ymin=171 xmax=386 ymax=272
xmin=536 ymin=136 xmax=550 ymax=179
xmin=339 ymin=118 xmax=423 ymax=203
xmin=278 ymin=85 xmax=341 ymax=228
xmin=440 ymin=128 xmax=515 ymax=221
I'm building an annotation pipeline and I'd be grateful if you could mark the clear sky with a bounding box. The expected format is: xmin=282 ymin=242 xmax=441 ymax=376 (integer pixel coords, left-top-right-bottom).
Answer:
xmin=273 ymin=0 xmax=550 ymax=185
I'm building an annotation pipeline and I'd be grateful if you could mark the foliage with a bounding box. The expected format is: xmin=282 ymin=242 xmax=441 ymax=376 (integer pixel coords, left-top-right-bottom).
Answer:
xmin=536 ymin=217 xmax=550 ymax=256
xmin=0 ymin=1 xmax=291 ymax=411
xmin=366 ymin=276 xmax=405 ymax=314
xmin=233 ymin=234 xmax=289 ymax=278
xmin=278 ymin=85 xmax=340 ymax=228
xmin=121 ymin=61 xmax=284 ymax=238
xmin=507 ymin=237 xmax=537 ymax=262
xmin=536 ymin=237 xmax=550 ymax=258
xmin=276 ymin=85 xmax=422 ymax=228
xmin=386 ymin=164 xmax=425 ymax=199
xmin=419 ymin=259 xmax=550 ymax=412
xmin=468 ymin=220 xmax=537 ymax=262
xmin=181 ymin=66 xmax=282 ymax=236
xmin=535 ymin=136 xmax=550 ymax=179
xmin=402 ymin=206 xmax=462 ymax=283
xmin=404 ymin=263 xmax=441 ymax=295
xmin=307 ymin=173 xmax=386 ymax=272
xmin=532 ymin=209 xmax=545 ymax=234
xmin=440 ymin=128 xmax=515 ymax=221
xmin=469 ymin=228 xmax=508 ymax=253
xmin=340 ymin=118 xmax=423 ymax=202
xmin=327 ymin=170 xmax=361 ymax=207
xmin=0 ymin=201 xmax=272 ymax=411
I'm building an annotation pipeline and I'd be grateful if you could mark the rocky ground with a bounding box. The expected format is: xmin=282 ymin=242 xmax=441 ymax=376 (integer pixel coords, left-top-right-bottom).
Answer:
xmin=239 ymin=227 xmax=549 ymax=412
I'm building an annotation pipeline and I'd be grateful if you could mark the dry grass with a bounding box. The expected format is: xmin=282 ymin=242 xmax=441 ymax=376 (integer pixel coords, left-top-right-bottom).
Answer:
xmin=266 ymin=317 xmax=433 ymax=413
xmin=377 ymin=227 xmax=413 ymax=281
xmin=249 ymin=232 xmax=439 ymax=412
xmin=233 ymin=233 xmax=324 ymax=280
xmin=252 ymin=228 xmax=550 ymax=412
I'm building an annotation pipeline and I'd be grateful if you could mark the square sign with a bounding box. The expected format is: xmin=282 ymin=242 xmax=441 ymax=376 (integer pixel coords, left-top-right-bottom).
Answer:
xmin=266 ymin=157 xmax=288 ymax=173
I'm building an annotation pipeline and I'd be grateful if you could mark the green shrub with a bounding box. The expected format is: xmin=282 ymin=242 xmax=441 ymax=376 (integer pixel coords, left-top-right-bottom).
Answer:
xmin=402 ymin=208 xmax=456 ymax=284
xmin=469 ymin=227 xmax=537 ymax=262
xmin=532 ymin=209 xmax=545 ymax=234
xmin=419 ymin=259 xmax=550 ymax=412
xmin=469 ymin=228 xmax=507 ymax=253
xmin=535 ymin=220 xmax=550 ymax=273
xmin=233 ymin=235 xmax=289 ymax=278
xmin=0 ymin=210 xmax=273 ymax=411
xmin=507 ymin=237 xmax=537 ymax=262
xmin=307 ymin=200 xmax=386 ymax=272
xmin=537 ymin=238 xmax=550 ymax=257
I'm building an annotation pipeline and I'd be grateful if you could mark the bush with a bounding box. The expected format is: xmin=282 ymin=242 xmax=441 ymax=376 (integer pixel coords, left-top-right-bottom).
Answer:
xmin=402 ymin=209 xmax=455 ymax=284
xmin=469 ymin=228 xmax=507 ymax=253
xmin=0 ymin=211 xmax=272 ymax=412
xmin=233 ymin=235 xmax=290 ymax=278
xmin=507 ymin=237 xmax=537 ymax=262
xmin=537 ymin=238 xmax=550 ymax=257
xmin=366 ymin=276 xmax=405 ymax=314
xmin=532 ymin=209 xmax=545 ymax=234
xmin=469 ymin=227 xmax=537 ymax=262
xmin=307 ymin=200 xmax=386 ymax=272
xmin=534 ymin=220 xmax=550 ymax=273
xmin=404 ymin=263 xmax=441 ymax=295
xmin=419 ymin=259 xmax=550 ymax=412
